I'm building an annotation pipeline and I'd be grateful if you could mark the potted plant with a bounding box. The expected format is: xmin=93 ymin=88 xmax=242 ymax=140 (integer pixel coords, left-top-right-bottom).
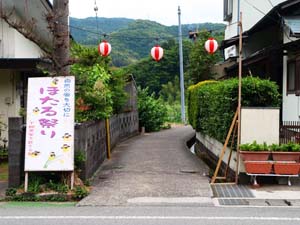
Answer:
xmin=271 ymin=143 xmax=300 ymax=161
xmin=240 ymin=141 xmax=271 ymax=161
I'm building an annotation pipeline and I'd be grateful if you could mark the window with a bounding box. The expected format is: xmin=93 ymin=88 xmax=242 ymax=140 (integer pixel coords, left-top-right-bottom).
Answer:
xmin=287 ymin=59 xmax=300 ymax=94
xmin=224 ymin=0 xmax=233 ymax=21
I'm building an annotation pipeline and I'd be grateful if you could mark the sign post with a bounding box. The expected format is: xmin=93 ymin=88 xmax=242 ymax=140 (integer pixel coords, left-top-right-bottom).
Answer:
xmin=24 ymin=76 xmax=75 ymax=191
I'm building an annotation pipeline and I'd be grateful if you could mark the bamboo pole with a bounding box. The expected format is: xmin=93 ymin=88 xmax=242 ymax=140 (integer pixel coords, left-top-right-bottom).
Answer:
xmin=235 ymin=12 xmax=243 ymax=184
xmin=225 ymin=120 xmax=238 ymax=178
xmin=105 ymin=118 xmax=111 ymax=159
xmin=211 ymin=109 xmax=238 ymax=183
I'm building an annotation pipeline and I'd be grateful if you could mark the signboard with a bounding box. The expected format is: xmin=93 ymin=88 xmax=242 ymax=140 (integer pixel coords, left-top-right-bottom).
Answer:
xmin=241 ymin=107 xmax=279 ymax=145
xmin=25 ymin=76 xmax=75 ymax=171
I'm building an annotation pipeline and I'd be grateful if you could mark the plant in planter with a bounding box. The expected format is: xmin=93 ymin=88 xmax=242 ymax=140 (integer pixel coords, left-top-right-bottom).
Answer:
xmin=271 ymin=142 xmax=300 ymax=161
xmin=240 ymin=141 xmax=271 ymax=161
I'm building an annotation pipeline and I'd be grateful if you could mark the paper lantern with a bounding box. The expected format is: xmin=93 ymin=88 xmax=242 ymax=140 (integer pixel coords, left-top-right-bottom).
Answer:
xmin=98 ymin=40 xmax=111 ymax=57
xmin=205 ymin=38 xmax=218 ymax=54
xmin=151 ymin=45 xmax=164 ymax=62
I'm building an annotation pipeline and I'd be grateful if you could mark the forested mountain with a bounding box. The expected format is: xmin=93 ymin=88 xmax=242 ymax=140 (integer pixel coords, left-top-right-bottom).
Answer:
xmin=70 ymin=17 xmax=225 ymax=67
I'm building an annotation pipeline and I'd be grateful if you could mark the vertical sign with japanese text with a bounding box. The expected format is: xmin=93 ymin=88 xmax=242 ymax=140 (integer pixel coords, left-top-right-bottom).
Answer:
xmin=25 ymin=76 xmax=75 ymax=171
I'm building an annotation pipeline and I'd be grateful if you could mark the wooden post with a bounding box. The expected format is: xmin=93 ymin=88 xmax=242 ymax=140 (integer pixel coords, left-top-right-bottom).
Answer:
xmin=70 ymin=171 xmax=74 ymax=190
xmin=235 ymin=12 xmax=243 ymax=184
xmin=24 ymin=172 xmax=29 ymax=192
xmin=105 ymin=118 xmax=111 ymax=159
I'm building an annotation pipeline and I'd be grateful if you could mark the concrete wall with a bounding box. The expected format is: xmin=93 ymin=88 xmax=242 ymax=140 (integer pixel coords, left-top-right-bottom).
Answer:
xmin=196 ymin=132 xmax=240 ymax=172
xmin=225 ymin=0 xmax=285 ymax=39
xmin=196 ymin=132 xmax=247 ymax=175
xmin=0 ymin=70 xmax=21 ymax=144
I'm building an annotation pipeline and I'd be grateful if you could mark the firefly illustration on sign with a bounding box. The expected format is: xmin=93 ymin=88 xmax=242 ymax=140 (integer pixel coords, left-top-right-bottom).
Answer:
xmin=62 ymin=133 xmax=72 ymax=141
xmin=32 ymin=107 xmax=40 ymax=115
xmin=28 ymin=151 xmax=41 ymax=158
xmin=61 ymin=144 xmax=71 ymax=152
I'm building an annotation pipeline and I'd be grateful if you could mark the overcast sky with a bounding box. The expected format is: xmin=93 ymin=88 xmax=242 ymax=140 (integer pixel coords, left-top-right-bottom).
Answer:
xmin=68 ymin=0 xmax=224 ymax=26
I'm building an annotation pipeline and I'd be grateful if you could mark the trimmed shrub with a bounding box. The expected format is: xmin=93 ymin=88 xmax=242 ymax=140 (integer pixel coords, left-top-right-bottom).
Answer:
xmin=187 ymin=77 xmax=281 ymax=143
xmin=187 ymin=80 xmax=217 ymax=129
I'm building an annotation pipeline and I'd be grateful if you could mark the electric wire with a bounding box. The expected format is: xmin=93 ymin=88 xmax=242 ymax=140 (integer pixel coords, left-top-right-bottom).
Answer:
xmin=67 ymin=20 xmax=225 ymax=43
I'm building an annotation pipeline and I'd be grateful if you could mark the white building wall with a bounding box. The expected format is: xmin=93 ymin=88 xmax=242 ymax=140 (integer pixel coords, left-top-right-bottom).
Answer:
xmin=0 ymin=70 xmax=21 ymax=142
xmin=225 ymin=0 xmax=285 ymax=39
xmin=282 ymin=25 xmax=300 ymax=121
xmin=0 ymin=20 xmax=15 ymax=58
xmin=282 ymin=54 xmax=300 ymax=121
xmin=224 ymin=0 xmax=239 ymax=39
xmin=14 ymin=29 xmax=42 ymax=58
xmin=0 ymin=19 xmax=43 ymax=59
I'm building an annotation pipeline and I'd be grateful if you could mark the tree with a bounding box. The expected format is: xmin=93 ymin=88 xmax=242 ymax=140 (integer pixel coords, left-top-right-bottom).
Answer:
xmin=159 ymin=76 xmax=181 ymax=104
xmin=187 ymin=30 xmax=220 ymax=84
xmin=137 ymin=87 xmax=167 ymax=132
xmin=52 ymin=0 xmax=70 ymax=76
xmin=71 ymin=43 xmax=128 ymax=121
xmin=121 ymin=39 xmax=192 ymax=96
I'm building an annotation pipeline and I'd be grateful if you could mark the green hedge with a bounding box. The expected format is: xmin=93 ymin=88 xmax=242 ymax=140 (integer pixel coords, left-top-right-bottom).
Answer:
xmin=187 ymin=80 xmax=217 ymax=129
xmin=187 ymin=77 xmax=281 ymax=143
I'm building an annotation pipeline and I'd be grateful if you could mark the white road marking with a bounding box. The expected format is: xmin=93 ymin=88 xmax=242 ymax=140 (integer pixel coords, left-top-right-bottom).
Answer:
xmin=127 ymin=197 xmax=212 ymax=204
xmin=0 ymin=216 xmax=300 ymax=221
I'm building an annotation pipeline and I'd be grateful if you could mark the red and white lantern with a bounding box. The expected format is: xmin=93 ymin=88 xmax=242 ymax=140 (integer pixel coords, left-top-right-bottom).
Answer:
xmin=205 ymin=38 xmax=218 ymax=54
xmin=98 ymin=40 xmax=111 ymax=57
xmin=151 ymin=45 xmax=164 ymax=62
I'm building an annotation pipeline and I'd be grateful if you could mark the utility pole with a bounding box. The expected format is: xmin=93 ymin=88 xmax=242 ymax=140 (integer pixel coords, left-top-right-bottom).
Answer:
xmin=53 ymin=0 xmax=70 ymax=76
xmin=178 ymin=6 xmax=186 ymax=124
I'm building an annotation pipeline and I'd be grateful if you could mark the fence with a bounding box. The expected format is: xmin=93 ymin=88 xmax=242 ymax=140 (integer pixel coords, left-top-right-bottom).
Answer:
xmin=8 ymin=111 xmax=139 ymax=187
xmin=280 ymin=121 xmax=300 ymax=144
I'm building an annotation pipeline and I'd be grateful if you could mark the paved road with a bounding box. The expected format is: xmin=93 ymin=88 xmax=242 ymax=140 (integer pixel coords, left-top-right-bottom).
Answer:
xmin=1 ymin=205 xmax=300 ymax=225
xmin=78 ymin=126 xmax=212 ymax=206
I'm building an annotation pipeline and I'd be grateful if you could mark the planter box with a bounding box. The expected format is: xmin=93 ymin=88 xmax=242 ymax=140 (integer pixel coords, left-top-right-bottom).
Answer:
xmin=244 ymin=161 xmax=273 ymax=174
xmin=272 ymin=152 xmax=300 ymax=162
xmin=240 ymin=151 xmax=270 ymax=161
xmin=273 ymin=162 xmax=300 ymax=175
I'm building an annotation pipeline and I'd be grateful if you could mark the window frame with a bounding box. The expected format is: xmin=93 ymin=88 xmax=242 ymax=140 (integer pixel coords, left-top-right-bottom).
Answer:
xmin=287 ymin=59 xmax=300 ymax=95
xmin=224 ymin=0 xmax=233 ymax=21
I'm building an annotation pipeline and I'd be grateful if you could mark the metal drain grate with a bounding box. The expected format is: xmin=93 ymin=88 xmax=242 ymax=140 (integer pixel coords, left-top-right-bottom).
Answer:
xmin=218 ymin=198 xmax=249 ymax=206
xmin=211 ymin=184 xmax=254 ymax=198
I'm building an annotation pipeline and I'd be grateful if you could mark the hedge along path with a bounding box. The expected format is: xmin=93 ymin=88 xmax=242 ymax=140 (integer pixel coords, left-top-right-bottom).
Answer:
xmin=187 ymin=77 xmax=281 ymax=183
xmin=187 ymin=77 xmax=281 ymax=145
xmin=187 ymin=80 xmax=217 ymax=129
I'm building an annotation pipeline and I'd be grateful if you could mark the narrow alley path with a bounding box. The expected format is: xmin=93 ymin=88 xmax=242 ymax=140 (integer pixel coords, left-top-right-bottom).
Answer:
xmin=78 ymin=125 xmax=212 ymax=206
